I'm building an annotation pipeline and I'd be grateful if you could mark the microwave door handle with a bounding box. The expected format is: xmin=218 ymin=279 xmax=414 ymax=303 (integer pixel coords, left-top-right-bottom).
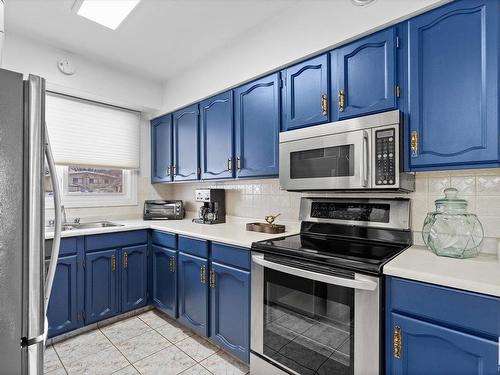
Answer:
xmin=252 ymin=254 xmax=377 ymax=291
xmin=362 ymin=131 xmax=369 ymax=187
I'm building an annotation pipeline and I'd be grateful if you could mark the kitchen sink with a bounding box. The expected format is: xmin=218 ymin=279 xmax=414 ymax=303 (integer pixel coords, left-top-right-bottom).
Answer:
xmin=46 ymin=221 xmax=124 ymax=232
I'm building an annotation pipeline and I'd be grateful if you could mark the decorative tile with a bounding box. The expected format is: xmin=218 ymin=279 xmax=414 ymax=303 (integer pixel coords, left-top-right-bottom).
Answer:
xmin=112 ymin=365 xmax=139 ymax=374
xmin=44 ymin=345 xmax=64 ymax=373
xmin=137 ymin=310 xmax=168 ymax=329
xmin=176 ymin=335 xmax=219 ymax=362
xmin=179 ymin=364 xmax=212 ymax=375
xmin=428 ymin=177 xmax=451 ymax=194
xmin=54 ymin=329 xmax=112 ymax=366
xmin=100 ymin=317 xmax=149 ymax=344
xmin=155 ymin=319 xmax=194 ymax=343
xmin=477 ymin=175 xmax=500 ymax=195
xmin=200 ymin=351 xmax=249 ymax=375
xmin=115 ymin=328 xmax=171 ymax=363
xmin=451 ymin=176 xmax=476 ymax=195
xmin=133 ymin=346 xmax=196 ymax=375
xmin=63 ymin=346 xmax=128 ymax=375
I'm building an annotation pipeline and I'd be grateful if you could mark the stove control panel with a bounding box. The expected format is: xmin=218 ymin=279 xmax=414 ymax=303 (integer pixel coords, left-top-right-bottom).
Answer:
xmin=310 ymin=202 xmax=390 ymax=223
xmin=375 ymin=128 xmax=396 ymax=186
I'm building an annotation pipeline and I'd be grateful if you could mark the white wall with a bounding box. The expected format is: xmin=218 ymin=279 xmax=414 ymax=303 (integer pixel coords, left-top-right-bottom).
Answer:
xmin=160 ymin=0 xmax=449 ymax=114
xmin=1 ymin=33 xmax=163 ymax=113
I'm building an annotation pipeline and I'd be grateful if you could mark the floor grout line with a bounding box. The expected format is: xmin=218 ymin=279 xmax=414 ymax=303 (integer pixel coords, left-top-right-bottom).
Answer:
xmin=49 ymin=345 xmax=69 ymax=375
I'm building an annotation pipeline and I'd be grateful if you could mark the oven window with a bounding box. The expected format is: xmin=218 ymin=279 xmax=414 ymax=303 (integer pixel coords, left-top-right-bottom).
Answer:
xmin=263 ymin=268 xmax=354 ymax=375
xmin=290 ymin=145 xmax=354 ymax=179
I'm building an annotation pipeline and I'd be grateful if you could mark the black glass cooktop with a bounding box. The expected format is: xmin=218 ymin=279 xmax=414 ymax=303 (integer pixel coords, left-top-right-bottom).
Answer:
xmin=252 ymin=230 xmax=409 ymax=275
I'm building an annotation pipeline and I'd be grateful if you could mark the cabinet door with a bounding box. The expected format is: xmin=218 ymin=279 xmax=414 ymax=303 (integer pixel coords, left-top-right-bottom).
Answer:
xmin=200 ymin=91 xmax=234 ymax=180
xmin=121 ymin=245 xmax=148 ymax=313
xmin=173 ymin=104 xmax=199 ymax=181
xmin=408 ymin=0 xmax=499 ymax=170
xmin=151 ymin=114 xmax=173 ymax=183
xmin=47 ymin=255 xmax=82 ymax=338
xmin=334 ymin=27 xmax=396 ymax=120
xmin=152 ymin=245 xmax=177 ymax=318
xmin=390 ymin=313 xmax=498 ymax=375
xmin=178 ymin=252 xmax=209 ymax=336
xmin=85 ymin=249 xmax=118 ymax=324
xmin=234 ymin=73 xmax=280 ymax=178
xmin=282 ymin=54 xmax=330 ymax=131
xmin=210 ymin=262 xmax=250 ymax=363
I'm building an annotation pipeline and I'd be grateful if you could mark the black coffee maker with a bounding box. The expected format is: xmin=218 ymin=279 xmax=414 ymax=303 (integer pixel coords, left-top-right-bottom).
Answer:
xmin=192 ymin=188 xmax=226 ymax=224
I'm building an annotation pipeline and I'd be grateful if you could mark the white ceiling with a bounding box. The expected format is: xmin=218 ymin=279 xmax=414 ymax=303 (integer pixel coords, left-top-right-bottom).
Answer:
xmin=5 ymin=0 xmax=301 ymax=81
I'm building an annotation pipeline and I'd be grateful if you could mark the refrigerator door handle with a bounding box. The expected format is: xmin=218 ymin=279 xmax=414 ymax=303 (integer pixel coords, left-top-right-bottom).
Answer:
xmin=44 ymin=126 xmax=62 ymax=318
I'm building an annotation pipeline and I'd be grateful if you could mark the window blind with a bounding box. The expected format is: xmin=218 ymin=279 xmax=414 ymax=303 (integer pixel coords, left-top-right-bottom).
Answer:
xmin=45 ymin=93 xmax=140 ymax=169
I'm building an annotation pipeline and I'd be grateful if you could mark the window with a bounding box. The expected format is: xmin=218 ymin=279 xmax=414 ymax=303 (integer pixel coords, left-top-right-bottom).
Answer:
xmin=44 ymin=92 xmax=140 ymax=208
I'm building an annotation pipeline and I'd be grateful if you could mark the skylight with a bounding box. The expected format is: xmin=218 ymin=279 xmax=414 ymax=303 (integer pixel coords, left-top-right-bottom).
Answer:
xmin=74 ymin=0 xmax=141 ymax=30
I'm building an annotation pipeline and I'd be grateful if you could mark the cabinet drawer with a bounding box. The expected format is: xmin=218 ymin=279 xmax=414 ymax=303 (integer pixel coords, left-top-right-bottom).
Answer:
xmin=45 ymin=237 xmax=79 ymax=258
xmin=388 ymin=277 xmax=500 ymax=337
xmin=85 ymin=230 xmax=148 ymax=252
xmin=178 ymin=236 xmax=208 ymax=258
xmin=211 ymin=242 xmax=250 ymax=270
xmin=151 ymin=230 xmax=177 ymax=249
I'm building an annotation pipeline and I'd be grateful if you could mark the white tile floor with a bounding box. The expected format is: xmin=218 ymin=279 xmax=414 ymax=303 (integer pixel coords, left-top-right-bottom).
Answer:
xmin=44 ymin=310 xmax=250 ymax=375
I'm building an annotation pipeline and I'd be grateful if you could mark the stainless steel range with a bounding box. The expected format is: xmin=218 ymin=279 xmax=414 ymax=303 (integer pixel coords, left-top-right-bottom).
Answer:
xmin=250 ymin=197 xmax=411 ymax=375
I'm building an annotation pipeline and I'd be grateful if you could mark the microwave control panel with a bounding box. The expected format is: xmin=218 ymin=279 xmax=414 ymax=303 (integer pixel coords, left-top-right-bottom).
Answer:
xmin=375 ymin=128 xmax=396 ymax=186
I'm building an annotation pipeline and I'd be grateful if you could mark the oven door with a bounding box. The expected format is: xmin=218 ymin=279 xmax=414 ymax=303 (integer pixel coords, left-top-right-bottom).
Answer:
xmin=279 ymin=129 xmax=370 ymax=191
xmin=251 ymin=252 xmax=380 ymax=375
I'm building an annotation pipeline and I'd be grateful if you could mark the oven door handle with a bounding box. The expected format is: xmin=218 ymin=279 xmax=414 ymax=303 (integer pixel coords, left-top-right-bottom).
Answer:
xmin=252 ymin=254 xmax=377 ymax=291
xmin=362 ymin=130 xmax=369 ymax=187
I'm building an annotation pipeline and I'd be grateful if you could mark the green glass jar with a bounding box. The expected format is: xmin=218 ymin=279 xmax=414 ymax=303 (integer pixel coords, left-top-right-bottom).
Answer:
xmin=422 ymin=188 xmax=483 ymax=258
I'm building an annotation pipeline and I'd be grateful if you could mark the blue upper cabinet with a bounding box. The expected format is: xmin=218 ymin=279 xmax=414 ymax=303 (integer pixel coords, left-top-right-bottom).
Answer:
xmin=282 ymin=54 xmax=330 ymax=131
xmin=210 ymin=261 xmax=250 ymax=363
xmin=152 ymin=244 xmax=177 ymax=318
xmin=85 ymin=249 xmax=119 ymax=324
xmin=407 ymin=0 xmax=499 ymax=170
xmin=173 ymin=104 xmax=200 ymax=181
xmin=47 ymin=255 xmax=82 ymax=338
xmin=390 ymin=313 xmax=498 ymax=375
xmin=121 ymin=245 xmax=148 ymax=313
xmin=234 ymin=73 xmax=280 ymax=178
xmin=333 ymin=27 xmax=397 ymax=120
xmin=151 ymin=114 xmax=173 ymax=183
xmin=178 ymin=252 xmax=209 ymax=337
xmin=200 ymin=91 xmax=234 ymax=180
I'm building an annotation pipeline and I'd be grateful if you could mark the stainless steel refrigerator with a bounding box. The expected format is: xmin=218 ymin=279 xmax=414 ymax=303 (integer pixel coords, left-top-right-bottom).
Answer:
xmin=0 ymin=68 xmax=62 ymax=374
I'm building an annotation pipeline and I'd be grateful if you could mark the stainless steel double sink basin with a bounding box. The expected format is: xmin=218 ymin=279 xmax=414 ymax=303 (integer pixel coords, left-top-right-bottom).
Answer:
xmin=47 ymin=221 xmax=124 ymax=232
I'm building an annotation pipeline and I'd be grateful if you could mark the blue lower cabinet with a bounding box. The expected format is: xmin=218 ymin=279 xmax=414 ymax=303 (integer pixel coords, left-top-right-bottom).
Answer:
xmin=85 ymin=249 xmax=119 ymax=324
xmin=152 ymin=244 xmax=178 ymax=317
xmin=390 ymin=313 xmax=498 ymax=375
xmin=121 ymin=245 xmax=148 ymax=312
xmin=47 ymin=254 xmax=82 ymax=338
xmin=209 ymin=262 xmax=250 ymax=363
xmin=178 ymin=252 xmax=209 ymax=337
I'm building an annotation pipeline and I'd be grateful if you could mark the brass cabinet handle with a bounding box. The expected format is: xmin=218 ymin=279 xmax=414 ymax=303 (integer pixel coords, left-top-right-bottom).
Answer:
xmin=170 ymin=256 xmax=176 ymax=273
xmin=411 ymin=131 xmax=418 ymax=156
xmin=209 ymin=270 xmax=216 ymax=288
xmin=169 ymin=257 xmax=172 ymax=272
xmin=338 ymin=89 xmax=345 ymax=112
xmin=172 ymin=165 xmax=177 ymax=175
xmin=236 ymin=157 xmax=241 ymax=171
xmin=321 ymin=94 xmax=328 ymax=115
xmin=227 ymin=157 xmax=232 ymax=171
xmin=123 ymin=252 xmax=128 ymax=269
xmin=111 ymin=255 xmax=116 ymax=272
xmin=394 ymin=326 xmax=402 ymax=359
xmin=166 ymin=166 xmax=171 ymax=176
xmin=200 ymin=265 xmax=206 ymax=284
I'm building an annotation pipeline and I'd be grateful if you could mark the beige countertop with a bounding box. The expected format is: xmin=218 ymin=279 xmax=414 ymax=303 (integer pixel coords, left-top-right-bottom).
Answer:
xmin=384 ymin=245 xmax=500 ymax=298
xmin=45 ymin=216 xmax=300 ymax=249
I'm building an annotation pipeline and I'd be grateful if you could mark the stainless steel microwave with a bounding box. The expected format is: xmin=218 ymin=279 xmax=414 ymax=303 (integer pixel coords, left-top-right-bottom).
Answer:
xmin=279 ymin=110 xmax=415 ymax=191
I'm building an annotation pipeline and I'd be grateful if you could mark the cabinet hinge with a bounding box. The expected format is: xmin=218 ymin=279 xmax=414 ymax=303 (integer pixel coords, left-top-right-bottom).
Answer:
xmin=396 ymin=36 xmax=400 ymax=48
xmin=395 ymin=85 xmax=401 ymax=98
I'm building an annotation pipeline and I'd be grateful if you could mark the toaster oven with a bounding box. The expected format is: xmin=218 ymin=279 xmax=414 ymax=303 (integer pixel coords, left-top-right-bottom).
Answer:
xmin=143 ymin=200 xmax=184 ymax=220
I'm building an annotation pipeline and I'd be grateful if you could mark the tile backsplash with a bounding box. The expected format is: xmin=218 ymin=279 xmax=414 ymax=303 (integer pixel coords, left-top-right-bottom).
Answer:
xmin=172 ymin=168 xmax=500 ymax=253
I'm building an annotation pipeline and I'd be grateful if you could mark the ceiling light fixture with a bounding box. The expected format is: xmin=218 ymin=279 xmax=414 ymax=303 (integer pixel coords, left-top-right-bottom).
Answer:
xmin=72 ymin=0 xmax=141 ymax=30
